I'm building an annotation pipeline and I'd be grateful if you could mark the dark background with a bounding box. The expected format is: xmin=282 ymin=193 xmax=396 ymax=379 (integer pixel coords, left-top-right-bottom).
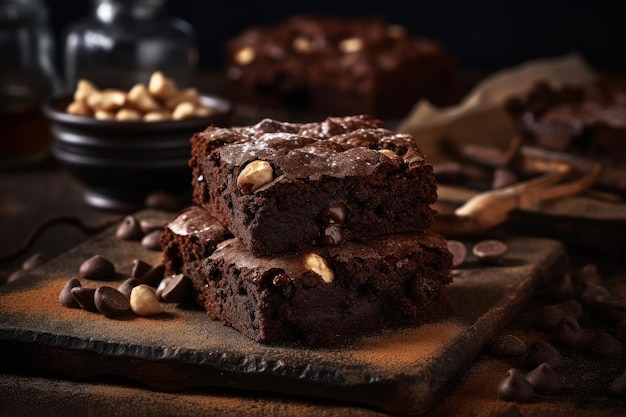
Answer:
xmin=45 ymin=0 xmax=626 ymax=74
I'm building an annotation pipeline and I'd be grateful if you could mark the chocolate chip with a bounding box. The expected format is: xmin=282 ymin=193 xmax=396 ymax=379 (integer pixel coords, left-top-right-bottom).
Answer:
xmin=525 ymin=363 xmax=564 ymax=394
xmin=497 ymin=368 xmax=535 ymax=403
xmin=572 ymin=263 xmax=602 ymax=287
xmin=322 ymin=223 xmax=345 ymax=246
xmin=492 ymin=167 xmax=518 ymax=189
xmin=551 ymin=317 xmax=584 ymax=349
xmin=79 ymin=255 xmax=115 ymax=280
xmin=138 ymin=263 xmax=165 ymax=287
xmin=609 ymin=369 xmax=626 ymax=397
xmin=160 ymin=273 xmax=192 ymax=303
xmin=586 ymin=332 xmax=623 ymax=358
xmin=156 ymin=276 xmax=173 ymax=299
xmin=145 ymin=190 xmax=178 ymax=211
xmin=115 ymin=215 xmax=143 ymax=240
xmin=117 ymin=277 xmax=141 ymax=299
xmin=22 ymin=253 xmax=49 ymax=270
xmin=446 ymin=240 xmax=467 ymax=268
xmin=594 ymin=295 xmax=626 ymax=322
xmin=525 ymin=341 xmax=564 ymax=370
xmin=94 ymin=286 xmax=131 ymax=318
xmin=139 ymin=219 xmax=166 ymax=234
xmin=131 ymin=259 xmax=152 ymax=279
xmin=59 ymin=278 xmax=82 ymax=308
xmin=542 ymin=272 xmax=578 ymax=301
xmin=487 ymin=334 xmax=527 ymax=358
xmin=271 ymin=273 xmax=291 ymax=288
xmin=318 ymin=202 xmax=347 ymax=225
xmin=6 ymin=270 xmax=24 ymax=284
xmin=532 ymin=300 xmax=582 ymax=331
xmin=141 ymin=229 xmax=163 ymax=251
xmin=472 ymin=239 xmax=507 ymax=264
xmin=579 ymin=284 xmax=610 ymax=310
xmin=71 ymin=287 xmax=97 ymax=312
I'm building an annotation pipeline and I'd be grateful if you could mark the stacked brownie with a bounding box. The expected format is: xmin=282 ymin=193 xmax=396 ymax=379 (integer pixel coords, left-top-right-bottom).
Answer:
xmin=161 ymin=115 xmax=453 ymax=344
xmin=224 ymin=15 xmax=457 ymax=119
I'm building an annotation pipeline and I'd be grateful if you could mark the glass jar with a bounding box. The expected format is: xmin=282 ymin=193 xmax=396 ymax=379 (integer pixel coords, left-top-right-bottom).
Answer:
xmin=63 ymin=0 xmax=198 ymax=92
xmin=0 ymin=0 xmax=61 ymax=168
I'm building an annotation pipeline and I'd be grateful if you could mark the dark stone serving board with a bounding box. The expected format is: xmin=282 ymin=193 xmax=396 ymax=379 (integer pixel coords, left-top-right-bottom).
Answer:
xmin=0 ymin=210 xmax=568 ymax=416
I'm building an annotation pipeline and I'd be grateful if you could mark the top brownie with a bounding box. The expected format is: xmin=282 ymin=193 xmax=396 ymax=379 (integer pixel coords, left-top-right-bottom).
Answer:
xmin=224 ymin=15 xmax=457 ymax=118
xmin=190 ymin=115 xmax=438 ymax=255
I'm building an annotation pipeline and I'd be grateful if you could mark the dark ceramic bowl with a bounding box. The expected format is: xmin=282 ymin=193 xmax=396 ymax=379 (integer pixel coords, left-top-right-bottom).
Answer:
xmin=43 ymin=93 xmax=233 ymax=211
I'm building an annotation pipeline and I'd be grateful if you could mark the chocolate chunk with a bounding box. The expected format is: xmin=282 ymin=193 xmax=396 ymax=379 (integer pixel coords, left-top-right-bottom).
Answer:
xmin=145 ymin=190 xmax=179 ymax=211
xmin=542 ymin=272 xmax=578 ymax=301
xmin=6 ymin=270 xmax=24 ymax=284
xmin=487 ymin=334 xmax=527 ymax=358
xmin=318 ymin=202 xmax=347 ymax=225
xmin=138 ymin=263 xmax=165 ymax=287
xmin=472 ymin=239 xmax=507 ymax=264
xmin=525 ymin=341 xmax=564 ymax=370
xmin=94 ymin=286 xmax=131 ymax=318
xmin=446 ymin=240 xmax=467 ymax=268
xmin=532 ymin=300 xmax=582 ymax=331
xmin=322 ymin=223 xmax=345 ymax=246
xmin=525 ymin=363 xmax=564 ymax=394
xmin=497 ymin=368 xmax=535 ymax=403
xmin=551 ymin=317 xmax=584 ymax=349
xmin=160 ymin=273 xmax=192 ymax=303
xmin=115 ymin=215 xmax=143 ymax=240
xmin=579 ymin=284 xmax=611 ymax=310
xmin=141 ymin=229 xmax=163 ymax=251
xmin=131 ymin=259 xmax=152 ymax=279
xmin=139 ymin=219 xmax=166 ymax=234
xmin=586 ymin=332 xmax=623 ymax=358
xmin=71 ymin=287 xmax=97 ymax=312
xmin=609 ymin=369 xmax=626 ymax=397
xmin=117 ymin=277 xmax=141 ymax=299
xmin=59 ymin=278 xmax=82 ymax=308
xmin=79 ymin=255 xmax=116 ymax=280
xmin=22 ymin=253 xmax=49 ymax=270
xmin=156 ymin=276 xmax=173 ymax=299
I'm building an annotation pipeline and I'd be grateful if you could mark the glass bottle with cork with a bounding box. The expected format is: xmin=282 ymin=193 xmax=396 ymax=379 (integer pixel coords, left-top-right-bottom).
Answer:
xmin=63 ymin=0 xmax=198 ymax=92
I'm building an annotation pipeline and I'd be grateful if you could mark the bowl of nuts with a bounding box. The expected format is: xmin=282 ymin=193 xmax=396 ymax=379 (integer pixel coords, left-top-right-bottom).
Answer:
xmin=43 ymin=71 xmax=233 ymax=211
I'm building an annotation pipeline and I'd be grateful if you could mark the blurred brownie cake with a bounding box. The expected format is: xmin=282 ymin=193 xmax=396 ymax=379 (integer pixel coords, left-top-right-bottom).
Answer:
xmin=505 ymin=81 xmax=626 ymax=194
xmin=161 ymin=206 xmax=453 ymax=344
xmin=224 ymin=15 xmax=457 ymax=118
xmin=189 ymin=115 xmax=438 ymax=255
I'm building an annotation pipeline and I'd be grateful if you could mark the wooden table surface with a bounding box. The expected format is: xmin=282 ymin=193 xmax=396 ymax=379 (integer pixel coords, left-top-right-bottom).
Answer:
xmin=1 ymin=79 xmax=626 ymax=416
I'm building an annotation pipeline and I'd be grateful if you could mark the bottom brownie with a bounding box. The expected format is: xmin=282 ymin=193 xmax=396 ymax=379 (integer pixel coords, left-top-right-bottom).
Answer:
xmin=161 ymin=206 xmax=453 ymax=344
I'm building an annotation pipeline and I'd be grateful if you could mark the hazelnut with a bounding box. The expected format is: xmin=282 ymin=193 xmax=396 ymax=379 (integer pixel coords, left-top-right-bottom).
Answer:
xmin=143 ymin=110 xmax=172 ymax=122
xmin=234 ymin=46 xmax=255 ymax=65
xmin=115 ymin=108 xmax=142 ymax=121
xmin=66 ymin=100 xmax=92 ymax=117
xmin=86 ymin=89 xmax=126 ymax=112
xmin=386 ymin=24 xmax=407 ymax=39
xmin=171 ymin=101 xmax=196 ymax=120
xmin=236 ymin=160 xmax=273 ymax=193
xmin=292 ymin=36 xmax=313 ymax=53
xmin=164 ymin=88 xmax=201 ymax=110
xmin=94 ymin=110 xmax=115 ymax=120
xmin=148 ymin=71 xmax=177 ymax=100
xmin=127 ymin=83 xmax=160 ymax=112
xmin=304 ymin=253 xmax=335 ymax=283
xmin=338 ymin=37 xmax=363 ymax=53
xmin=130 ymin=284 xmax=164 ymax=317
xmin=73 ymin=79 xmax=99 ymax=101
xmin=194 ymin=105 xmax=214 ymax=117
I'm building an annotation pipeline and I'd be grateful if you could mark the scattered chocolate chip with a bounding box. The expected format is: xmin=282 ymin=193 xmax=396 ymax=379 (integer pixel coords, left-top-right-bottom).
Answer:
xmin=156 ymin=276 xmax=173 ymax=299
xmin=138 ymin=263 xmax=165 ymax=287
xmin=139 ymin=219 xmax=166 ymax=234
xmin=94 ymin=286 xmax=131 ymax=318
xmin=579 ymin=284 xmax=611 ymax=310
xmin=141 ymin=229 xmax=163 ymax=251
xmin=472 ymin=239 xmax=507 ymax=264
xmin=542 ymin=273 xmax=578 ymax=301
xmin=492 ymin=167 xmax=518 ymax=189
xmin=446 ymin=240 xmax=467 ymax=268
xmin=131 ymin=259 xmax=152 ymax=279
xmin=271 ymin=273 xmax=291 ymax=288
xmin=117 ymin=277 xmax=141 ymax=299
xmin=322 ymin=223 xmax=345 ymax=246
xmin=586 ymin=332 xmax=623 ymax=358
xmin=497 ymin=368 xmax=535 ymax=403
xmin=551 ymin=317 xmax=584 ymax=349
xmin=145 ymin=190 xmax=178 ymax=211
xmin=532 ymin=300 xmax=582 ymax=331
xmin=318 ymin=202 xmax=347 ymax=225
xmin=115 ymin=215 xmax=143 ymax=241
xmin=594 ymin=295 xmax=626 ymax=322
xmin=22 ymin=253 xmax=49 ymax=270
xmin=79 ymin=255 xmax=116 ymax=280
xmin=71 ymin=287 xmax=97 ymax=312
xmin=525 ymin=341 xmax=564 ymax=370
xmin=609 ymin=369 xmax=626 ymax=397
xmin=572 ymin=263 xmax=602 ymax=287
xmin=525 ymin=363 xmax=564 ymax=394
xmin=487 ymin=334 xmax=527 ymax=358
xmin=59 ymin=278 xmax=82 ymax=308
xmin=160 ymin=273 xmax=192 ymax=303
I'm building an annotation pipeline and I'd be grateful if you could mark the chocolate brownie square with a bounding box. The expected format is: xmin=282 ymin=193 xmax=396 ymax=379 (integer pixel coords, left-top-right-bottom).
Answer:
xmin=162 ymin=206 xmax=453 ymax=344
xmin=224 ymin=15 xmax=457 ymax=118
xmin=190 ymin=115 xmax=438 ymax=255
